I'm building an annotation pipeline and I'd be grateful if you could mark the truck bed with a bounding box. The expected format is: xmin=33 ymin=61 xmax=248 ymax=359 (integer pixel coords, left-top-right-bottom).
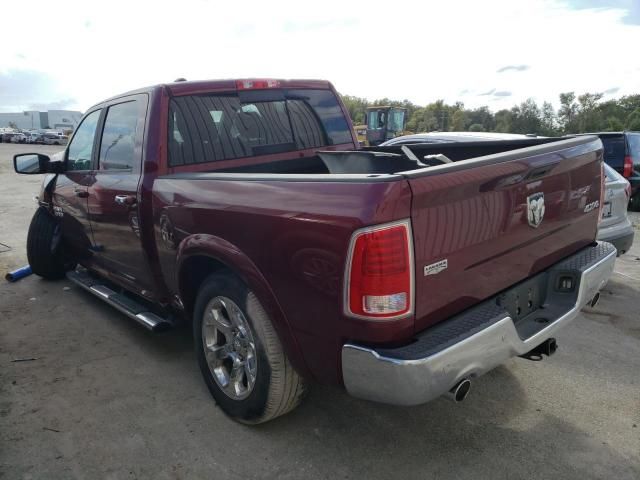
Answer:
xmin=154 ymin=135 xmax=603 ymax=383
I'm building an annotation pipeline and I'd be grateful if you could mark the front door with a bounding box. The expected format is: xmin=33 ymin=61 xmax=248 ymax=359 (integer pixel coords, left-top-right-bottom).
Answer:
xmin=52 ymin=109 xmax=101 ymax=261
xmin=87 ymin=95 xmax=154 ymax=296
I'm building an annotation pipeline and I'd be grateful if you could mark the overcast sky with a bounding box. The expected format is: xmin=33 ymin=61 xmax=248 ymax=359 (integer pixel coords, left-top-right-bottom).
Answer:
xmin=1 ymin=0 xmax=639 ymax=113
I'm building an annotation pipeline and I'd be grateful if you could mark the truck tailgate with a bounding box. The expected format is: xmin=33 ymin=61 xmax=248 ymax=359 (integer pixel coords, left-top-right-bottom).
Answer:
xmin=406 ymin=136 xmax=603 ymax=332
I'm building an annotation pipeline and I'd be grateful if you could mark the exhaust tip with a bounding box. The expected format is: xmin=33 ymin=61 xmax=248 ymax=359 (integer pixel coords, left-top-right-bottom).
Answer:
xmin=447 ymin=378 xmax=471 ymax=403
xmin=589 ymin=292 xmax=600 ymax=308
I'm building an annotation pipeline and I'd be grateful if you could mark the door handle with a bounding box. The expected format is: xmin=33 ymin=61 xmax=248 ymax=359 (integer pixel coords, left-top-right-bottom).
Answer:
xmin=74 ymin=189 xmax=89 ymax=198
xmin=114 ymin=195 xmax=136 ymax=206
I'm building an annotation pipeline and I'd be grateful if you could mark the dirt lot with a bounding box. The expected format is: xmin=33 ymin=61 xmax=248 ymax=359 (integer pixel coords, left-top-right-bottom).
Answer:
xmin=1 ymin=143 xmax=639 ymax=479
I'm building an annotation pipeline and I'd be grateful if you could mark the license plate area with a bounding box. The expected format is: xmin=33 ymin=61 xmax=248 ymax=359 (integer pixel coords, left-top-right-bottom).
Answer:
xmin=496 ymin=272 xmax=547 ymax=322
xmin=602 ymin=202 xmax=612 ymax=218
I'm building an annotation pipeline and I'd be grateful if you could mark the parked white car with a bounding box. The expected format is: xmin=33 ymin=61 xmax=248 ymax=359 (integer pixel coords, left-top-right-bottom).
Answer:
xmin=42 ymin=133 xmax=68 ymax=145
xmin=25 ymin=132 xmax=43 ymax=144
xmin=598 ymin=164 xmax=635 ymax=255
xmin=10 ymin=133 xmax=27 ymax=143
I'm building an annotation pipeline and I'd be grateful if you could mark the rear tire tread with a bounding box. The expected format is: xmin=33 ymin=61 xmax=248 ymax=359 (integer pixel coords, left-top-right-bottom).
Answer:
xmin=194 ymin=274 xmax=307 ymax=424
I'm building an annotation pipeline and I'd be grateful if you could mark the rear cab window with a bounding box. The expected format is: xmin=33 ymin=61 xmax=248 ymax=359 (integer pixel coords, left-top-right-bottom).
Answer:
xmin=600 ymin=135 xmax=625 ymax=167
xmin=168 ymin=88 xmax=352 ymax=167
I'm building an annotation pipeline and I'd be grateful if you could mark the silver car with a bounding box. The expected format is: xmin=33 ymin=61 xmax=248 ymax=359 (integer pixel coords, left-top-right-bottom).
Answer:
xmin=598 ymin=164 xmax=634 ymax=255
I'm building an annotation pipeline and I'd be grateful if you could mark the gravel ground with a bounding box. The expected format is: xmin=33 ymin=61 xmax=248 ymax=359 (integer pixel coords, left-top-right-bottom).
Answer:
xmin=0 ymin=143 xmax=639 ymax=479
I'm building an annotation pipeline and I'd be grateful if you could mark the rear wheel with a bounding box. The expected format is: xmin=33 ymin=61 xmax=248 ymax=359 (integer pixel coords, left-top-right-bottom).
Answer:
xmin=193 ymin=273 xmax=307 ymax=424
xmin=27 ymin=207 xmax=75 ymax=279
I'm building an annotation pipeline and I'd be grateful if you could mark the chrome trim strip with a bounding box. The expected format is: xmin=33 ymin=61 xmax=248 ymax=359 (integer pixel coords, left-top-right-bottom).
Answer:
xmin=341 ymin=243 xmax=616 ymax=406
xmin=90 ymin=285 xmax=115 ymax=299
xmin=68 ymin=273 xmax=171 ymax=332
xmin=135 ymin=312 xmax=165 ymax=330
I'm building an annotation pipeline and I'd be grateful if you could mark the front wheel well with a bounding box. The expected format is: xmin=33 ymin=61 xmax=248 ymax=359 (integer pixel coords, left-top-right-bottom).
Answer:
xmin=178 ymin=255 xmax=231 ymax=317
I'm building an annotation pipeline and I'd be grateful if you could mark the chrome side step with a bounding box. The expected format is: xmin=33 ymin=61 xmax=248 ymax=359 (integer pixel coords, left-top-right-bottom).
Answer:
xmin=66 ymin=269 xmax=174 ymax=332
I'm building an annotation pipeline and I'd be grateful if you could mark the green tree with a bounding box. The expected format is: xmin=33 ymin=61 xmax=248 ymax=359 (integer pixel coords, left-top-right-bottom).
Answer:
xmin=605 ymin=117 xmax=624 ymax=131
xmin=540 ymin=102 xmax=558 ymax=136
xmin=468 ymin=123 xmax=484 ymax=132
xmin=558 ymin=92 xmax=579 ymax=133
xmin=626 ymin=108 xmax=640 ymax=131
xmin=340 ymin=94 xmax=368 ymax=124
xmin=450 ymin=109 xmax=467 ymax=131
xmin=467 ymin=106 xmax=496 ymax=132
xmin=494 ymin=109 xmax=512 ymax=132
xmin=510 ymin=99 xmax=542 ymax=134
xmin=576 ymin=92 xmax=604 ymax=132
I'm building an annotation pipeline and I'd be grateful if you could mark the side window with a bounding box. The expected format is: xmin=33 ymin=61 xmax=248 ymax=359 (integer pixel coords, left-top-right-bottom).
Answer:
xmin=99 ymin=101 xmax=138 ymax=170
xmin=67 ymin=110 xmax=101 ymax=171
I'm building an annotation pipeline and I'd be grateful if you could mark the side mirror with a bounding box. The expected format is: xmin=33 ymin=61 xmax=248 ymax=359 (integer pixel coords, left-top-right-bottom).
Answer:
xmin=13 ymin=153 xmax=63 ymax=174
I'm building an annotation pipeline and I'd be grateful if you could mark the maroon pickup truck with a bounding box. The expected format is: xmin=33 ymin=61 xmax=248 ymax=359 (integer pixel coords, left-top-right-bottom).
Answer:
xmin=14 ymin=78 xmax=616 ymax=424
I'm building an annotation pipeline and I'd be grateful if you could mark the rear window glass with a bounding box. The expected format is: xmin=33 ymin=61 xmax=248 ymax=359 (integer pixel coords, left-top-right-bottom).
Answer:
xmin=168 ymin=89 xmax=352 ymax=167
xmin=600 ymin=136 xmax=625 ymax=167
xmin=627 ymin=133 xmax=640 ymax=161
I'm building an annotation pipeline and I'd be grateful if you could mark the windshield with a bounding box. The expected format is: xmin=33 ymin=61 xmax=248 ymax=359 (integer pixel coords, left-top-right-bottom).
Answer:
xmin=387 ymin=109 xmax=405 ymax=133
xmin=367 ymin=110 xmax=387 ymax=130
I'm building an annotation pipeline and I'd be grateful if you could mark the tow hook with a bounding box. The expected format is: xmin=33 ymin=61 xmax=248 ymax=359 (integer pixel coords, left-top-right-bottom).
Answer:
xmin=519 ymin=338 xmax=557 ymax=361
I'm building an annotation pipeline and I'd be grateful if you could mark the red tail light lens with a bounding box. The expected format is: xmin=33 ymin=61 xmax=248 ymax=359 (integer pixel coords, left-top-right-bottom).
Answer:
xmin=345 ymin=220 xmax=414 ymax=319
xmin=623 ymin=155 xmax=633 ymax=178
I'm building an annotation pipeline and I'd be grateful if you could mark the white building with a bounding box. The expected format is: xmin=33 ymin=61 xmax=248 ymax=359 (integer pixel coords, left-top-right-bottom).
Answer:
xmin=0 ymin=110 xmax=82 ymax=131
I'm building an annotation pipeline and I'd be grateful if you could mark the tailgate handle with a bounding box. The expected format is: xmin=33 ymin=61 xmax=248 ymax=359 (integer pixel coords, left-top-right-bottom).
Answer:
xmin=525 ymin=165 xmax=556 ymax=181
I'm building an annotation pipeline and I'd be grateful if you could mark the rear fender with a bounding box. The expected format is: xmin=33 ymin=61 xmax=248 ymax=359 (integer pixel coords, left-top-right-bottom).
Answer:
xmin=176 ymin=234 xmax=311 ymax=379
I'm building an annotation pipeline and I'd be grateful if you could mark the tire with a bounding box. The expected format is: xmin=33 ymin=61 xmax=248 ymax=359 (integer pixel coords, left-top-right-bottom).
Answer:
xmin=26 ymin=207 xmax=75 ymax=279
xmin=193 ymin=273 xmax=307 ymax=424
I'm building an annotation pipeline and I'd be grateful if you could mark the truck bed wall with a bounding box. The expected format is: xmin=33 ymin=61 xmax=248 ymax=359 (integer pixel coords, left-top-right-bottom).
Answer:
xmin=152 ymin=176 xmax=414 ymax=384
xmin=364 ymin=137 xmax=562 ymax=162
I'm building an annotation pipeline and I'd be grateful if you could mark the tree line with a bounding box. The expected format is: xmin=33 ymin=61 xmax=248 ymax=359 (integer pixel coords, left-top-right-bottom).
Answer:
xmin=340 ymin=92 xmax=640 ymax=136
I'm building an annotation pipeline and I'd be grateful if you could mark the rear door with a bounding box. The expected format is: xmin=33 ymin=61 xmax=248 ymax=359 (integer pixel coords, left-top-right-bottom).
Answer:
xmin=53 ymin=109 xmax=101 ymax=260
xmin=87 ymin=95 xmax=153 ymax=295
xmin=406 ymin=137 xmax=603 ymax=332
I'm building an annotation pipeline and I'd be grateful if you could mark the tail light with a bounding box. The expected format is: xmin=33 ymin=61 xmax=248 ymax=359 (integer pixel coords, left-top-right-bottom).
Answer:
xmin=623 ymin=155 xmax=633 ymax=178
xmin=344 ymin=220 xmax=414 ymax=319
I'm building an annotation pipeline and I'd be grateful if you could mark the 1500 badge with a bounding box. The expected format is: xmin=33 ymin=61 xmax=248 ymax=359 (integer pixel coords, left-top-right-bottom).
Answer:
xmin=584 ymin=200 xmax=600 ymax=213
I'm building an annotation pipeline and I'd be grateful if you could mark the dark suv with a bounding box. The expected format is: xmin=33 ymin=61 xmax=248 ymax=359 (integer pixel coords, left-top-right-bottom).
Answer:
xmin=578 ymin=132 xmax=640 ymax=210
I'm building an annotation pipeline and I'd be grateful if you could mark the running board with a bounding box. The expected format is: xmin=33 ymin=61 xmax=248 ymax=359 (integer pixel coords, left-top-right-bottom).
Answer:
xmin=66 ymin=270 xmax=174 ymax=332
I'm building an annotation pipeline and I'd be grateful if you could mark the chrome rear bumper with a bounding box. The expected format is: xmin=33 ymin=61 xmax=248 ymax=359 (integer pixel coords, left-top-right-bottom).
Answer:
xmin=341 ymin=242 xmax=617 ymax=406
